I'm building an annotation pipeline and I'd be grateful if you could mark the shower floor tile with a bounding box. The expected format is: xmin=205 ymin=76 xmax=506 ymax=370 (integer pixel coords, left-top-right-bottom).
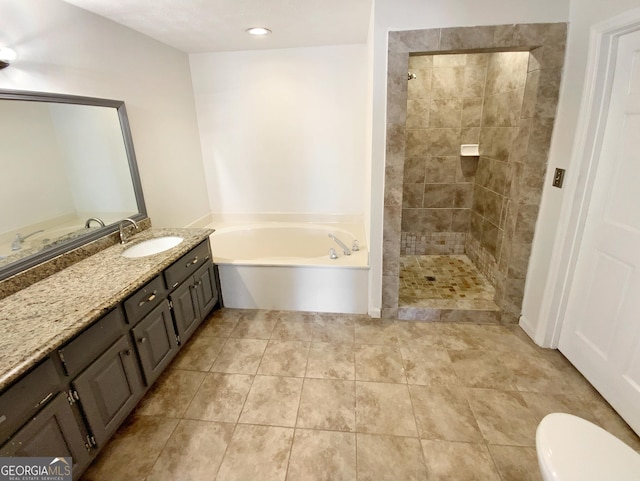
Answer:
xmin=399 ymin=255 xmax=498 ymax=310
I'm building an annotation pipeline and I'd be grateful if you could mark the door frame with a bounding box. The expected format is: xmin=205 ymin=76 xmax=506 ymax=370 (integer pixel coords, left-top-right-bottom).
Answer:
xmin=538 ymin=8 xmax=640 ymax=347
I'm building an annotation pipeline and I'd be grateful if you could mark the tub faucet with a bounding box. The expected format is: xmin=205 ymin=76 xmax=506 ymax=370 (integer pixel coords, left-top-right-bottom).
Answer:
xmin=85 ymin=217 xmax=105 ymax=228
xmin=119 ymin=218 xmax=139 ymax=244
xmin=328 ymin=233 xmax=351 ymax=256
xmin=11 ymin=230 xmax=44 ymax=251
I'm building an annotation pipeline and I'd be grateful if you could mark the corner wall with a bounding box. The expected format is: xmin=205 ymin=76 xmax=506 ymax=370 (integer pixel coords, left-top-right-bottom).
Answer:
xmin=0 ymin=0 xmax=210 ymax=229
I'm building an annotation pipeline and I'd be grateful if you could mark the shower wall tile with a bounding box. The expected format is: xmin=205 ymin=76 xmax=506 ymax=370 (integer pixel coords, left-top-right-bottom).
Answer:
xmin=462 ymin=98 xmax=483 ymax=127
xmin=425 ymin=128 xmax=460 ymax=156
xmin=463 ymin=67 xmax=488 ymax=97
xmin=383 ymin=241 xmax=401 ymax=278
xmin=382 ymin=275 xmax=400 ymax=308
xmin=384 ymin=206 xmax=402 ymax=241
xmin=467 ymin=53 xmax=490 ymax=67
xmin=430 ymin=99 xmax=463 ymax=128
xmin=453 ymin=184 xmax=474 ymax=208
xmin=488 ymin=160 xmax=512 ymax=196
xmin=460 ymin=127 xmax=480 ymax=144
xmin=513 ymin=205 xmax=538 ymax=244
xmin=452 ymin=209 xmax=471 ymax=232
xmin=493 ymin=25 xmax=515 ymax=48
xmin=485 ymin=52 xmax=529 ymax=95
xmin=482 ymin=221 xmax=501 ymax=258
xmin=513 ymin=23 xmax=567 ymax=48
xmin=386 ymin=122 xmax=406 ymax=166
xmin=404 ymin=157 xmax=426 ymax=183
xmin=526 ymin=117 xmax=555 ymax=164
xmin=508 ymin=242 xmax=532 ymax=279
xmin=409 ymin=55 xmax=433 ymax=69
xmin=470 ymin=211 xmax=483 ymax=240
xmin=407 ymin=70 xmax=432 ymax=99
xmin=440 ymin=26 xmax=497 ymax=51
xmin=405 ymin=130 xmax=429 ymax=158
xmin=403 ymin=184 xmax=424 ymax=208
xmin=457 ymin=157 xmax=478 ymax=182
xmin=531 ymin=43 xmax=567 ymax=70
xmin=479 ymin=127 xmax=515 ymax=161
xmin=521 ymin=70 xmax=539 ymax=120
xmin=402 ymin=209 xmax=452 ymax=234
xmin=517 ymin=164 xmax=547 ymax=206
xmin=475 ymin=158 xmax=491 ymax=188
xmin=483 ymin=191 xmax=503 ymax=227
xmin=387 ymin=54 xmax=409 ymax=125
xmin=424 ymin=157 xmax=456 ymax=183
xmin=423 ymin=184 xmax=455 ymax=208
xmin=389 ymin=29 xmax=440 ymax=54
xmin=483 ymin=89 xmax=525 ymax=127
xmin=433 ymin=54 xmax=467 ymax=67
xmin=510 ymin=119 xmax=531 ymax=163
xmin=432 ymin=67 xmax=466 ymax=98
xmin=406 ymin=99 xmax=430 ymax=129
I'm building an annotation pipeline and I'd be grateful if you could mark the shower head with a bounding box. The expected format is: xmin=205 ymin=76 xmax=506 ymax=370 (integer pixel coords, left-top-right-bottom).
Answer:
xmin=408 ymin=72 xmax=417 ymax=81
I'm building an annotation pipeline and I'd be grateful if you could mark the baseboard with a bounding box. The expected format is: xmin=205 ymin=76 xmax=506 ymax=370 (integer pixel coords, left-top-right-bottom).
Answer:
xmin=518 ymin=314 xmax=538 ymax=343
xmin=368 ymin=307 xmax=381 ymax=318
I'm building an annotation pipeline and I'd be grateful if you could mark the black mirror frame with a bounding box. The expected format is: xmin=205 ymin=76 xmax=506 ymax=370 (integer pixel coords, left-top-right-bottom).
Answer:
xmin=0 ymin=89 xmax=148 ymax=281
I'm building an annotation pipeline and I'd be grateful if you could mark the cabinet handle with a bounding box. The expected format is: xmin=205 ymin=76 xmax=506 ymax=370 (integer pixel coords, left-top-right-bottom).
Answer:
xmin=139 ymin=337 xmax=147 ymax=344
xmin=138 ymin=291 xmax=157 ymax=307
xmin=186 ymin=256 xmax=199 ymax=267
xmin=124 ymin=349 xmax=132 ymax=356
xmin=0 ymin=414 xmax=6 ymax=425
xmin=36 ymin=392 xmax=54 ymax=408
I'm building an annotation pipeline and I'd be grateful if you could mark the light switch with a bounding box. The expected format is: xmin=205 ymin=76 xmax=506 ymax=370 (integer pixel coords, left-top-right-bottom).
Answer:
xmin=552 ymin=168 xmax=565 ymax=188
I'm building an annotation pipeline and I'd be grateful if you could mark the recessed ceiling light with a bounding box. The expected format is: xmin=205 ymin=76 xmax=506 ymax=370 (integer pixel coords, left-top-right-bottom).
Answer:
xmin=246 ymin=27 xmax=271 ymax=36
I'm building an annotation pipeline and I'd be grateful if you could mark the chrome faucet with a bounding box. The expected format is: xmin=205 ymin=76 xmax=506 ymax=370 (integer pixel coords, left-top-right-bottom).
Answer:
xmin=11 ymin=230 xmax=44 ymax=251
xmin=328 ymin=233 xmax=351 ymax=256
xmin=85 ymin=217 xmax=105 ymax=228
xmin=119 ymin=218 xmax=139 ymax=244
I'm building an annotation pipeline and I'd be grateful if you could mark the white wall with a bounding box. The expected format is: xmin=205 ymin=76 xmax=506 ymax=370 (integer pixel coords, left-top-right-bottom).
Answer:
xmin=0 ymin=0 xmax=210 ymax=229
xmin=522 ymin=0 xmax=640 ymax=344
xmin=369 ymin=0 xmax=570 ymax=315
xmin=190 ymin=45 xmax=368 ymax=218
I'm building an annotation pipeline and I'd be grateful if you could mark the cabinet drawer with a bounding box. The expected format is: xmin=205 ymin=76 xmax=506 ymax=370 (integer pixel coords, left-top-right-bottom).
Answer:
xmin=123 ymin=275 xmax=167 ymax=326
xmin=164 ymin=240 xmax=211 ymax=290
xmin=58 ymin=308 xmax=124 ymax=377
xmin=0 ymin=358 xmax=60 ymax=443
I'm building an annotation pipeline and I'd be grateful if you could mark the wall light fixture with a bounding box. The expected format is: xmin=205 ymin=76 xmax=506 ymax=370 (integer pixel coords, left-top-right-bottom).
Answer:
xmin=0 ymin=48 xmax=17 ymax=69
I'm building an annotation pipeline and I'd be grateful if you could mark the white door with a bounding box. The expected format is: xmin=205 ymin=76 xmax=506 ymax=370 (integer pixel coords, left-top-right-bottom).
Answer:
xmin=559 ymin=28 xmax=640 ymax=435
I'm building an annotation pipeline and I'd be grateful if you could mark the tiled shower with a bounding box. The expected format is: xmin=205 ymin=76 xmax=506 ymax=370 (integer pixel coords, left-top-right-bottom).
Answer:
xmin=382 ymin=23 xmax=567 ymax=323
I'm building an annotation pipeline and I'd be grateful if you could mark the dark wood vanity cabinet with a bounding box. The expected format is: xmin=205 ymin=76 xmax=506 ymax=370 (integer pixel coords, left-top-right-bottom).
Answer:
xmin=131 ymin=300 xmax=179 ymax=385
xmin=0 ymin=238 xmax=220 ymax=480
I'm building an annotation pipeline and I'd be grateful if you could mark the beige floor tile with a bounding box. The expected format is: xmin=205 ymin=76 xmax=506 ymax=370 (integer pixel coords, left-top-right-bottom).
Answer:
xmin=170 ymin=335 xmax=225 ymax=371
xmin=356 ymin=381 xmax=417 ymax=437
xmin=449 ymin=350 xmax=517 ymax=390
xmin=356 ymin=433 xmax=427 ymax=481
xmin=271 ymin=319 xmax=318 ymax=341
xmin=210 ymin=338 xmax=267 ymax=374
xmin=146 ymin=419 xmax=233 ymax=481
xmin=401 ymin=346 xmax=459 ymax=385
xmin=354 ymin=318 xmax=398 ymax=345
xmin=229 ymin=311 xmax=278 ymax=339
xmin=501 ymin=351 xmax=577 ymax=394
xmin=258 ymin=340 xmax=310 ymax=377
xmin=297 ymin=379 xmax=356 ymax=432
xmin=409 ymin=384 xmax=483 ymax=442
xmin=81 ymin=415 xmax=178 ymax=481
xmin=135 ymin=369 xmax=206 ymax=418
xmin=466 ymin=388 xmax=538 ymax=446
xmin=306 ymin=343 xmax=355 ymax=380
xmin=436 ymin=324 xmax=485 ymax=350
xmin=239 ymin=375 xmax=303 ymax=427
xmin=394 ymin=321 xmax=442 ymax=347
xmin=216 ymin=424 xmax=294 ymax=481
xmin=462 ymin=325 xmax=538 ymax=353
xmin=199 ymin=310 xmax=241 ymax=338
xmin=183 ymin=372 xmax=253 ymax=423
xmin=286 ymin=429 xmax=356 ymax=481
xmin=312 ymin=315 xmax=356 ymax=344
xmin=520 ymin=391 xmax=596 ymax=424
xmin=421 ymin=440 xmax=500 ymax=481
xmin=355 ymin=345 xmax=406 ymax=383
xmin=488 ymin=445 xmax=542 ymax=481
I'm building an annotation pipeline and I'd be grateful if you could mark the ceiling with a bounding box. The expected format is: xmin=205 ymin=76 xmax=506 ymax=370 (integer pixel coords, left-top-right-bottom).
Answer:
xmin=62 ymin=0 xmax=373 ymax=53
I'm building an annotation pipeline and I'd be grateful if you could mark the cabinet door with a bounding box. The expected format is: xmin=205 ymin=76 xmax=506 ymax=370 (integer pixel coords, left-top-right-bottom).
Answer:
xmin=73 ymin=336 xmax=143 ymax=448
xmin=194 ymin=262 xmax=218 ymax=320
xmin=169 ymin=279 xmax=199 ymax=344
xmin=131 ymin=300 xmax=179 ymax=386
xmin=0 ymin=393 xmax=92 ymax=475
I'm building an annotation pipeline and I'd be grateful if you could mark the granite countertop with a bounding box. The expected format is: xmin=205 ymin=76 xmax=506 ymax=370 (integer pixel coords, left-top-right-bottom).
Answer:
xmin=0 ymin=227 xmax=213 ymax=391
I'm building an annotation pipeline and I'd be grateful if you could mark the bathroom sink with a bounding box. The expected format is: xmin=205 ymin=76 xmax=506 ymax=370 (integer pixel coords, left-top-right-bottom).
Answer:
xmin=121 ymin=236 xmax=183 ymax=258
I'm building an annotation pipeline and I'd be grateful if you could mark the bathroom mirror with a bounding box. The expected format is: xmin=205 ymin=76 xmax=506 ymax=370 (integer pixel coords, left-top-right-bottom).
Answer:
xmin=0 ymin=89 xmax=147 ymax=281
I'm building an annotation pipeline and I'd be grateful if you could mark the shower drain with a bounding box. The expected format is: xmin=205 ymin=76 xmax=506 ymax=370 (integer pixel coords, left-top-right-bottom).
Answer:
xmin=425 ymin=276 xmax=436 ymax=281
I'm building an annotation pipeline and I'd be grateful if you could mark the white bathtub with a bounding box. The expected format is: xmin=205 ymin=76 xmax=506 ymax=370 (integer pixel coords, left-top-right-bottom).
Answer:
xmin=208 ymin=223 xmax=369 ymax=313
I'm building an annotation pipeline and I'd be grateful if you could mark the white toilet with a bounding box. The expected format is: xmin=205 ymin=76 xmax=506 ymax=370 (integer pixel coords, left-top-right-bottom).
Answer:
xmin=536 ymin=412 xmax=640 ymax=481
